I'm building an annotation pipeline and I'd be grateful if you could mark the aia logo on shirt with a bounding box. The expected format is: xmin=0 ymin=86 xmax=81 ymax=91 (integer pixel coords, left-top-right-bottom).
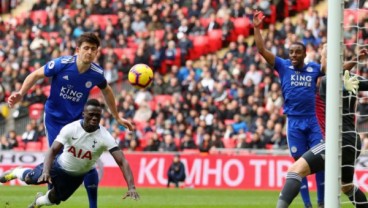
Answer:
xmin=68 ymin=146 xmax=92 ymax=160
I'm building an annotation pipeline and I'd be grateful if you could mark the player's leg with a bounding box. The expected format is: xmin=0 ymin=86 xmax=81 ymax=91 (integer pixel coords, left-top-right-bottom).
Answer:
xmin=0 ymin=164 xmax=44 ymax=184
xmin=28 ymin=190 xmax=54 ymax=208
xmin=30 ymin=166 xmax=85 ymax=207
xmin=44 ymin=114 xmax=64 ymax=148
xmin=84 ymin=168 xmax=99 ymax=208
xmin=341 ymin=137 xmax=368 ymax=208
xmin=308 ymin=119 xmax=325 ymax=207
xmin=277 ymin=142 xmax=325 ymax=208
xmin=286 ymin=117 xmax=311 ymax=207
xmin=44 ymin=115 xmax=64 ymax=190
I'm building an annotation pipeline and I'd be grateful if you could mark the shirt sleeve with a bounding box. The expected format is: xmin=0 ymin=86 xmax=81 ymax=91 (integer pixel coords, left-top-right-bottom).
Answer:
xmin=101 ymin=127 xmax=118 ymax=151
xmin=43 ymin=57 xmax=65 ymax=77
xmin=97 ymin=79 xmax=107 ymax=89
xmin=274 ymin=56 xmax=285 ymax=73
xmin=54 ymin=123 xmax=72 ymax=145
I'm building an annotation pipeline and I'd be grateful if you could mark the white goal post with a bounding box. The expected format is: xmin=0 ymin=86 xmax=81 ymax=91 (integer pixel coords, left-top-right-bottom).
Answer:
xmin=325 ymin=0 xmax=344 ymax=207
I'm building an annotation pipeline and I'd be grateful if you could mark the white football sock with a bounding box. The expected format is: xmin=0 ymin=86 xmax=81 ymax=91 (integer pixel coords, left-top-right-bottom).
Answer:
xmin=36 ymin=190 xmax=54 ymax=206
xmin=13 ymin=168 xmax=31 ymax=181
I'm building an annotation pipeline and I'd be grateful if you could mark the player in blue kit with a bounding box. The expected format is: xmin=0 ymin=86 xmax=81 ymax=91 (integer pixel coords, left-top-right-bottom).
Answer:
xmin=276 ymin=45 xmax=368 ymax=208
xmin=7 ymin=32 xmax=134 ymax=208
xmin=253 ymin=11 xmax=325 ymax=208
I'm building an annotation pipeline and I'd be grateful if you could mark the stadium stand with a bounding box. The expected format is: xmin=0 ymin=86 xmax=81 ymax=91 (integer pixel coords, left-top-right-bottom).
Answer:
xmin=1 ymin=0 xmax=367 ymax=154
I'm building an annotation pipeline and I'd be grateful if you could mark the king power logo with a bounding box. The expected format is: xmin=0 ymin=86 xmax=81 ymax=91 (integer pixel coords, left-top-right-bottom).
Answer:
xmin=290 ymin=74 xmax=312 ymax=87
xmin=60 ymin=85 xmax=83 ymax=102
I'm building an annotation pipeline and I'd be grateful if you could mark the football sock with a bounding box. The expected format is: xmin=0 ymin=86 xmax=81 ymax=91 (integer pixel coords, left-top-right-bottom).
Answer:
xmin=299 ymin=177 xmax=312 ymax=207
xmin=346 ymin=186 xmax=368 ymax=208
xmin=84 ymin=168 xmax=99 ymax=208
xmin=36 ymin=191 xmax=53 ymax=206
xmin=276 ymin=172 xmax=302 ymax=208
xmin=13 ymin=168 xmax=31 ymax=181
xmin=316 ymin=171 xmax=325 ymax=205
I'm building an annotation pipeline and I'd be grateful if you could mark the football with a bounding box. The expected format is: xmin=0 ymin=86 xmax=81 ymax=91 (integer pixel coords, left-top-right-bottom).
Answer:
xmin=128 ymin=64 xmax=154 ymax=89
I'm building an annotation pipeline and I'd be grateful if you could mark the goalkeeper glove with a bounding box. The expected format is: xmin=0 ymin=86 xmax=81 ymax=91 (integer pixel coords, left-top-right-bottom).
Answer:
xmin=343 ymin=70 xmax=359 ymax=94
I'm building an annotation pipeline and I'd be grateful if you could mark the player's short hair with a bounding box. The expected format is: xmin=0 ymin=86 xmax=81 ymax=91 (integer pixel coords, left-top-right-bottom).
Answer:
xmin=86 ymin=99 xmax=101 ymax=108
xmin=77 ymin=32 xmax=100 ymax=48
xmin=291 ymin=42 xmax=306 ymax=53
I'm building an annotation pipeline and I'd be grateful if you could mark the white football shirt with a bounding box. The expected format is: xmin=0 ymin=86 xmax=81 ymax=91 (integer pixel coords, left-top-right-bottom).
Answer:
xmin=55 ymin=120 xmax=118 ymax=175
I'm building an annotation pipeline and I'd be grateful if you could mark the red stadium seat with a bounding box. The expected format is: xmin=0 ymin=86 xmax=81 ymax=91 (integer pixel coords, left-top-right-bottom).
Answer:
xmin=89 ymin=86 xmax=101 ymax=99
xmin=68 ymin=9 xmax=79 ymax=18
xmin=174 ymin=48 xmax=181 ymax=66
xmin=295 ymin=0 xmax=310 ymax=11
xmin=105 ymin=14 xmax=118 ymax=25
xmin=264 ymin=5 xmax=277 ymax=25
xmin=154 ymin=29 xmax=165 ymax=41
xmin=224 ymin=119 xmax=235 ymax=125
xmin=208 ymin=29 xmax=223 ymax=52
xmin=189 ymin=35 xmax=209 ymax=60
xmin=199 ymin=18 xmax=210 ymax=28
xmin=174 ymin=138 xmax=181 ymax=149
xmin=30 ymin=10 xmax=48 ymax=25
xmin=40 ymin=136 xmax=49 ymax=151
xmin=223 ymin=139 xmax=236 ymax=149
xmin=233 ymin=17 xmax=250 ymax=38
xmin=89 ymin=15 xmax=106 ymax=30
xmin=181 ymin=7 xmax=188 ymax=17
xmin=28 ymin=103 xmax=44 ymax=121
xmin=42 ymin=85 xmax=51 ymax=97
xmin=26 ymin=141 xmax=43 ymax=151
xmin=123 ymin=48 xmax=137 ymax=64
xmin=154 ymin=95 xmax=172 ymax=106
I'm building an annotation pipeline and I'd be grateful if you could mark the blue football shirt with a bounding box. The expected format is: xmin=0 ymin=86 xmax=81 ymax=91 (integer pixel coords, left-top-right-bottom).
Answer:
xmin=274 ymin=56 xmax=323 ymax=116
xmin=43 ymin=55 xmax=107 ymax=124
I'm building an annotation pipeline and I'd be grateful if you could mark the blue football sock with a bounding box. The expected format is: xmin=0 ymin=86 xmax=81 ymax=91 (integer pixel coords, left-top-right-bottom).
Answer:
xmin=299 ymin=177 xmax=312 ymax=207
xmin=84 ymin=168 xmax=99 ymax=208
xmin=316 ymin=171 xmax=325 ymax=205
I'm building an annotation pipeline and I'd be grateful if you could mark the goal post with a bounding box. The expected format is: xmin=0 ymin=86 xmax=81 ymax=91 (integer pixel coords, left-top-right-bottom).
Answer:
xmin=325 ymin=0 xmax=344 ymax=207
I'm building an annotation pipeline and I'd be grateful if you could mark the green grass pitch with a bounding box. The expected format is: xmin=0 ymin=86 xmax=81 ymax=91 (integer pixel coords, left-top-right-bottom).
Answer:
xmin=0 ymin=186 xmax=353 ymax=207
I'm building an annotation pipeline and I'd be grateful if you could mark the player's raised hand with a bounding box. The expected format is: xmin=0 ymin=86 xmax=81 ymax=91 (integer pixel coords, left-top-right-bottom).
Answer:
xmin=253 ymin=10 xmax=265 ymax=28
xmin=122 ymin=189 xmax=140 ymax=200
xmin=344 ymin=70 xmax=359 ymax=94
xmin=7 ymin=92 xmax=23 ymax=108
xmin=116 ymin=117 xmax=134 ymax=131
xmin=38 ymin=172 xmax=52 ymax=184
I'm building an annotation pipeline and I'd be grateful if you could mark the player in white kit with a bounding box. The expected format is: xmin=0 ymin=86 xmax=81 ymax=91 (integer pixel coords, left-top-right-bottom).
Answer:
xmin=0 ymin=99 xmax=139 ymax=207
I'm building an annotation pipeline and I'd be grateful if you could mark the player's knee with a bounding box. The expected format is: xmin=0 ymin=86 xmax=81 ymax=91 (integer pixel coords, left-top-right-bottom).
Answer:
xmin=24 ymin=175 xmax=35 ymax=184
xmin=48 ymin=190 xmax=61 ymax=205
xmin=287 ymin=158 xmax=310 ymax=177
xmin=341 ymin=184 xmax=354 ymax=195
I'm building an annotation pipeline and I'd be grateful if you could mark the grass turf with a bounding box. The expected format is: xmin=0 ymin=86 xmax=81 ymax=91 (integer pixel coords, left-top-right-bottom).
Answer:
xmin=0 ymin=186 xmax=353 ymax=208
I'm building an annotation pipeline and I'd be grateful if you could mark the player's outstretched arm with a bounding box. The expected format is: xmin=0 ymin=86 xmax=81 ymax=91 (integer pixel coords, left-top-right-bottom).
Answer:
xmin=101 ymin=85 xmax=134 ymax=131
xmin=38 ymin=141 xmax=63 ymax=184
xmin=343 ymin=48 xmax=368 ymax=71
xmin=8 ymin=67 xmax=46 ymax=108
xmin=253 ymin=10 xmax=275 ymax=66
xmin=110 ymin=148 xmax=140 ymax=200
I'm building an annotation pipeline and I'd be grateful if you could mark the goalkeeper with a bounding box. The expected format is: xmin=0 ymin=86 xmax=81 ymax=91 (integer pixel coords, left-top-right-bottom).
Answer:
xmin=276 ymin=45 xmax=368 ymax=208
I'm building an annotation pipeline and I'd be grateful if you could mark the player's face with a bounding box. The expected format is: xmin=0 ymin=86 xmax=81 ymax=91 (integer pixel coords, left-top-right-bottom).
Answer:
xmin=76 ymin=42 xmax=98 ymax=64
xmin=289 ymin=44 xmax=306 ymax=68
xmin=83 ymin=106 xmax=102 ymax=129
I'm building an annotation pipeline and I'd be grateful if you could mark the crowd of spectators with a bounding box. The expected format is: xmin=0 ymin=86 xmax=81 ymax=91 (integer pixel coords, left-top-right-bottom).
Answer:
xmin=0 ymin=0 xmax=367 ymax=153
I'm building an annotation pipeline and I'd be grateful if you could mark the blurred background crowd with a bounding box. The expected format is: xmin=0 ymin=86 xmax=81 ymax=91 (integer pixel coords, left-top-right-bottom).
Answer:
xmin=0 ymin=0 xmax=367 ymax=154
